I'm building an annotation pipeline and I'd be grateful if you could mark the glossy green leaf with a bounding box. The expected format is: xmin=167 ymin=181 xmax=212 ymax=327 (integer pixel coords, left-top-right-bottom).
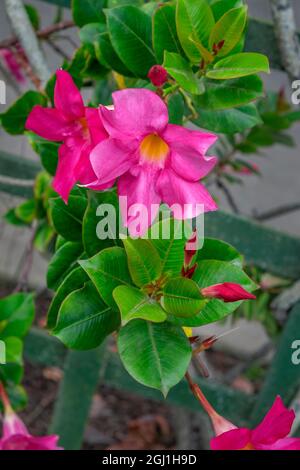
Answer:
xmin=113 ymin=285 xmax=167 ymax=325
xmin=178 ymin=259 xmax=257 ymax=326
xmin=80 ymin=247 xmax=132 ymax=309
xmin=211 ymin=0 xmax=243 ymax=21
xmin=164 ymin=52 xmax=204 ymax=94
xmin=47 ymin=266 xmax=88 ymax=329
xmin=176 ymin=0 xmax=215 ymax=62
xmin=162 ymin=277 xmax=207 ymax=318
xmin=168 ymin=93 xmax=185 ymax=125
xmin=0 ymin=337 xmax=23 ymax=384
xmin=82 ymin=190 xmax=120 ymax=257
xmin=197 ymin=238 xmax=243 ymax=267
xmin=79 ymin=23 xmax=106 ymax=47
xmin=1 ymin=91 xmax=47 ymax=135
xmin=207 ymin=53 xmax=270 ymax=79
xmin=0 ymin=293 xmax=34 ymax=339
xmin=72 ymin=0 xmax=106 ymax=27
xmin=25 ymin=4 xmax=40 ymax=30
xmin=196 ymin=75 xmax=263 ymax=110
xmin=153 ymin=3 xmax=183 ymax=63
xmin=47 ymin=241 xmax=83 ymax=290
xmin=95 ymin=32 xmax=134 ymax=76
xmin=54 ymin=282 xmax=119 ymax=349
xmin=209 ymin=6 xmax=247 ymax=57
xmin=123 ymin=238 xmax=162 ymax=287
xmin=50 ymin=195 xmax=87 ymax=242
xmin=118 ymin=319 xmax=192 ymax=396
xmin=105 ymin=6 xmax=156 ymax=77
xmin=194 ymin=103 xmax=262 ymax=133
xmin=150 ymin=218 xmax=193 ymax=276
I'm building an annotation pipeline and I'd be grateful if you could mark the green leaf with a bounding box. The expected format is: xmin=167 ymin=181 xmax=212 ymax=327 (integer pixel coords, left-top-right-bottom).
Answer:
xmin=105 ymin=5 xmax=156 ymax=77
xmin=196 ymin=75 xmax=263 ymax=110
xmin=209 ymin=6 xmax=247 ymax=57
xmin=50 ymin=195 xmax=87 ymax=242
xmin=162 ymin=277 xmax=207 ymax=318
xmin=1 ymin=91 xmax=47 ymax=135
xmin=164 ymin=52 xmax=204 ymax=94
xmin=80 ymin=247 xmax=132 ymax=309
xmin=123 ymin=238 xmax=162 ymax=287
xmin=82 ymin=190 xmax=119 ymax=257
xmin=4 ymin=208 xmax=29 ymax=227
xmin=207 ymin=53 xmax=270 ymax=79
xmin=193 ymin=103 xmax=262 ymax=133
xmin=113 ymin=285 xmax=167 ymax=325
xmin=168 ymin=93 xmax=185 ymax=125
xmin=0 ymin=337 xmax=23 ymax=384
xmin=118 ymin=319 xmax=192 ymax=396
xmin=15 ymin=199 xmax=36 ymax=224
xmin=178 ymin=259 xmax=257 ymax=327
xmin=150 ymin=218 xmax=192 ymax=276
xmin=95 ymin=32 xmax=134 ymax=76
xmin=72 ymin=0 xmax=106 ymax=27
xmin=47 ymin=241 xmax=84 ymax=290
xmin=176 ymin=0 xmax=215 ymax=63
xmin=211 ymin=0 xmax=243 ymax=21
xmin=79 ymin=23 xmax=106 ymax=47
xmin=54 ymin=282 xmax=119 ymax=350
xmin=25 ymin=4 xmax=40 ymax=30
xmin=197 ymin=238 xmax=243 ymax=267
xmin=47 ymin=266 xmax=88 ymax=329
xmin=153 ymin=3 xmax=183 ymax=64
xmin=34 ymin=222 xmax=55 ymax=252
xmin=0 ymin=293 xmax=34 ymax=339
xmin=29 ymin=135 xmax=59 ymax=176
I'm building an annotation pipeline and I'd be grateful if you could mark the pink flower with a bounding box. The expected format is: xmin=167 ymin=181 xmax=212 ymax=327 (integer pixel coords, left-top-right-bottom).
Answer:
xmin=25 ymin=70 xmax=110 ymax=203
xmin=0 ymin=48 xmax=25 ymax=84
xmin=210 ymin=396 xmax=300 ymax=450
xmin=148 ymin=65 xmax=168 ymax=87
xmin=0 ymin=383 xmax=62 ymax=450
xmin=88 ymin=89 xmax=218 ymax=234
xmin=201 ymin=282 xmax=256 ymax=302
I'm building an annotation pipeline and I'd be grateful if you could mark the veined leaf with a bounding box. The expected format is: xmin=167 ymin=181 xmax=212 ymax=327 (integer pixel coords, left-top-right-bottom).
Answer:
xmin=162 ymin=277 xmax=207 ymax=318
xmin=207 ymin=53 xmax=270 ymax=79
xmin=209 ymin=6 xmax=247 ymax=57
xmin=123 ymin=238 xmax=162 ymax=287
xmin=164 ymin=51 xmax=204 ymax=94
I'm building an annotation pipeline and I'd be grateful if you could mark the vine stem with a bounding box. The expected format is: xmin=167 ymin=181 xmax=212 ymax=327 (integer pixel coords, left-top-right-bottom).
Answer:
xmin=0 ymin=20 xmax=75 ymax=50
xmin=4 ymin=0 xmax=51 ymax=87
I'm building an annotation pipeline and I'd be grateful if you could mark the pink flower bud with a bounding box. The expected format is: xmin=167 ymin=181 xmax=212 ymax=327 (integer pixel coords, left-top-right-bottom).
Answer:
xmin=147 ymin=65 xmax=168 ymax=87
xmin=201 ymin=283 xmax=256 ymax=302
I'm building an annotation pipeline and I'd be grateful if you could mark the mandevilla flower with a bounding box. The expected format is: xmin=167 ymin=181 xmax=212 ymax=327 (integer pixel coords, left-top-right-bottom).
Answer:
xmin=26 ymin=70 xmax=110 ymax=203
xmin=0 ymin=383 xmax=62 ymax=450
xmin=88 ymin=88 xmax=218 ymax=234
xmin=189 ymin=382 xmax=300 ymax=450
xmin=201 ymin=282 xmax=256 ymax=302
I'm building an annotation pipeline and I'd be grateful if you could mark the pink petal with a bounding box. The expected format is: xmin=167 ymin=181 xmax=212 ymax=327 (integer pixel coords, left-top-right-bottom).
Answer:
xmin=89 ymin=138 xmax=134 ymax=185
xmin=211 ymin=428 xmax=251 ymax=450
xmin=1 ymin=434 xmax=62 ymax=450
xmin=0 ymin=49 xmax=25 ymax=84
xmin=3 ymin=412 xmax=29 ymax=439
xmin=201 ymin=283 xmax=256 ymax=302
xmin=156 ymin=168 xmax=218 ymax=219
xmin=52 ymin=143 xmax=83 ymax=203
xmin=163 ymin=124 xmax=217 ymax=155
xmin=257 ymin=437 xmax=300 ymax=451
xmin=100 ymin=88 xmax=169 ymax=138
xmin=118 ymin=166 xmax=161 ymax=236
xmin=25 ymin=106 xmax=76 ymax=141
xmin=252 ymin=396 xmax=296 ymax=446
xmin=85 ymin=107 xmax=108 ymax=147
xmin=170 ymin=148 xmax=217 ymax=182
xmin=54 ymin=70 xmax=85 ymax=120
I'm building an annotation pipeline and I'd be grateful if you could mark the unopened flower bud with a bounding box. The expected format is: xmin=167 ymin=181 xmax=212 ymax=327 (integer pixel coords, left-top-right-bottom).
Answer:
xmin=148 ymin=65 xmax=168 ymax=87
